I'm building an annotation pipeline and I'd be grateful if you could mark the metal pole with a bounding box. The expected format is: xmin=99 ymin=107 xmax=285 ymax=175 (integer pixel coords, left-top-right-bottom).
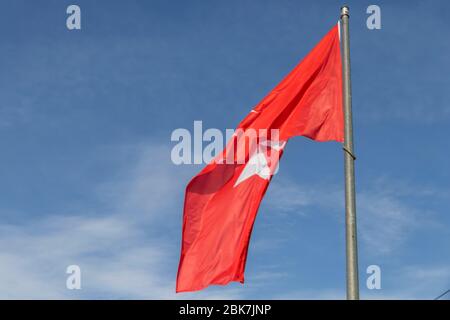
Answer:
xmin=340 ymin=5 xmax=359 ymax=300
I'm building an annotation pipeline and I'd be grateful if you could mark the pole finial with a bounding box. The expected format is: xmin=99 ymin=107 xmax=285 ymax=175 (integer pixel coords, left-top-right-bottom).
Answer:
xmin=340 ymin=5 xmax=349 ymax=18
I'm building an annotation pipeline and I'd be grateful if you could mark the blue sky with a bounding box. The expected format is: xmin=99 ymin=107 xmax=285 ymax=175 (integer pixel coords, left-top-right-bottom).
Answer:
xmin=0 ymin=0 xmax=449 ymax=299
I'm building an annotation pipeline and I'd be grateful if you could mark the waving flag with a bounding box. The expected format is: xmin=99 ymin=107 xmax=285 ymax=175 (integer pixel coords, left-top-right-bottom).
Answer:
xmin=176 ymin=23 xmax=344 ymax=293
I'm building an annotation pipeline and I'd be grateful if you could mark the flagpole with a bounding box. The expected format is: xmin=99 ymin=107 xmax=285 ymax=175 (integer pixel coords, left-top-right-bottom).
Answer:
xmin=340 ymin=5 xmax=359 ymax=300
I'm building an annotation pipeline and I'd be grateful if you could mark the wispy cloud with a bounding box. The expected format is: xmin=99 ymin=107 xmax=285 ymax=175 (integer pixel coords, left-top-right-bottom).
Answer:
xmin=276 ymin=264 xmax=450 ymax=300
xmin=364 ymin=264 xmax=450 ymax=300
xmin=266 ymin=175 xmax=443 ymax=256
xmin=265 ymin=179 xmax=313 ymax=215
xmin=0 ymin=146 xmax=446 ymax=299
xmin=0 ymin=143 xmax=242 ymax=299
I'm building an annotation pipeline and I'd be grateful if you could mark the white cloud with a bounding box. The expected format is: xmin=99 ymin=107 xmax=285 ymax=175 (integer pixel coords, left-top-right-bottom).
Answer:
xmin=357 ymin=193 xmax=416 ymax=255
xmin=0 ymin=143 xmax=242 ymax=299
xmin=265 ymin=179 xmax=313 ymax=215
xmin=0 ymin=144 xmax=447 ymax=299
xmin=364 ymin=265 xmax=450 ymax=300
xmin=266 ymin=176 xmax=440 ymax=256
xmin=275 ymin=264 xmax=450 ymax=300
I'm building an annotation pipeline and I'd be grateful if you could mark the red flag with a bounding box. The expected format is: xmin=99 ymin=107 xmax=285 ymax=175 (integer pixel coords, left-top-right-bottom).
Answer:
xmin=176 ymin=24 xmax=343 ymax=292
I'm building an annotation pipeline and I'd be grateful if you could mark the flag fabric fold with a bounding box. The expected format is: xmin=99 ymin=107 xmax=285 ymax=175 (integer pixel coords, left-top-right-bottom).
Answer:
xmin=176 ymin=23 xmax=344 ymax=293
